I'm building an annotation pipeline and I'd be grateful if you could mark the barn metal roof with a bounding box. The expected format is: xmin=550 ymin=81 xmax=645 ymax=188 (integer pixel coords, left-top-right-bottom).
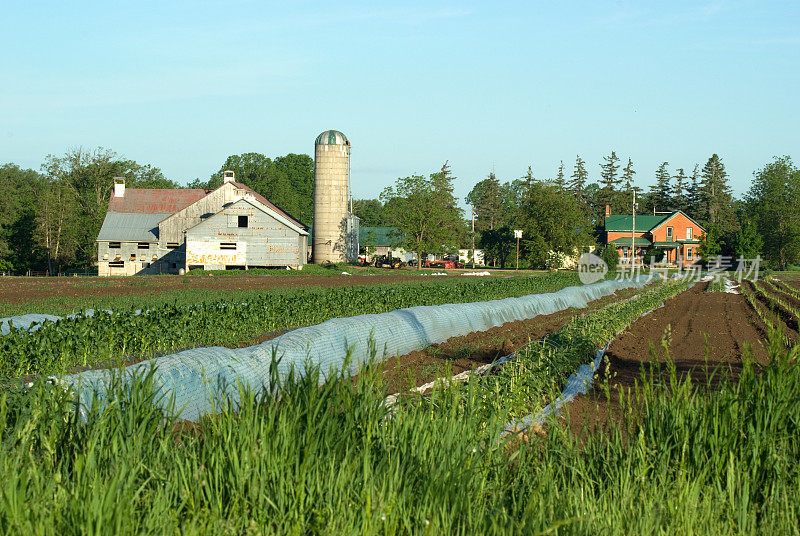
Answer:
xmin=107 ymin=189 xmax=209 ymax=214
xmin=97 ymin=212 xmax=170 ymax=242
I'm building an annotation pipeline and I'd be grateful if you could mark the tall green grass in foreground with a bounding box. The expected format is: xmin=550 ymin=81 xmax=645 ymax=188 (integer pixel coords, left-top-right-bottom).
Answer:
xmin=1 ymin=330 xmax=798 ymax=534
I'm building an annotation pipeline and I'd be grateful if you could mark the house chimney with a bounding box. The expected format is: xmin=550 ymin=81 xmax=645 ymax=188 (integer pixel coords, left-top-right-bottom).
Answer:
xmin=605 ymin=204 xmax=611 ymax=217
xmin=223 ymin=170 xmax=235 ymax=184
xmin=113 ymin=177 xmax=125 ymax=198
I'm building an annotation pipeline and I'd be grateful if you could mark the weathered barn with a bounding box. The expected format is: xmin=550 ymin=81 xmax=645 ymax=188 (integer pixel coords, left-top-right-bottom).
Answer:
xmin=96 ymin=174 xmax=309 ymax=275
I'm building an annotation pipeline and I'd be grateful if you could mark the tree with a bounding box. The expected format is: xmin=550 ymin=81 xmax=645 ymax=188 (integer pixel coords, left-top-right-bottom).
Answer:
xmin=380 ymin=163 xmax=464 ymax=269
xmin=466 ymin=172 xmax=503 ymax=232
xmin=207 ymin=152 xmax=314 ymax=225
xmin=673 ymin=168 xmax=688 ymax=212
xmin=35 ymin=178 xmax=79 ymax=274
xmin=351 ymin=199 xmax=386 ymax=227
xmin=0 ymin=164 xmax=44 ymax=272
xmin=569 ymin=155 xmax=589 ymax=202
xmin=698 ymin=154 xmax=738 ymax=234
xmin=597 ymin=151 xmax=625 ymax=222
xmin=697 ymin=223 xmax=723 ymax=262
xmin=519 ymin=182 xmax=593 ymax=269
xmin=621 ymin=158 xmax=637 ymax=192
xmin=733 ymin=219 xmax=763 ymax=261
xmin=685 ymin=164 xmax=701 ymax=219
xmin=600 ymin=244 xmax=619 ymax=272
xmin=478 ymin=226 xmax=514 ymax=269
xmin=648 ymin=162 xmax=672 ymax=212
xmin=555 ymin=161 xmax=566 ymax=190
xmin=42 ymin=147 xmax=177 ymax=268
xmin=745 ymin=156 xmax=800 ymax=269
xmin=521 ymin=166 xmax=537 ymax=190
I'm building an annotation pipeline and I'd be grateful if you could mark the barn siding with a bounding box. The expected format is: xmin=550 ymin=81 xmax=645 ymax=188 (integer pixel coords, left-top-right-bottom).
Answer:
xmin=185 ymin=199 xmax=306 ymax=269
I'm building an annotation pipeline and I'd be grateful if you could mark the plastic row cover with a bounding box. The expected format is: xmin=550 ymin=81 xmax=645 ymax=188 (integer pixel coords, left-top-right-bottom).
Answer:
xmin=58 ymin=277 xmax=648 ymax=421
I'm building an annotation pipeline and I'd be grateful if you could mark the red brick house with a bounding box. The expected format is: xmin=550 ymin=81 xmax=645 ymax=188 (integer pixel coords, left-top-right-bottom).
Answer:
xmin=604 ymin=205 xmax=705 ymax=267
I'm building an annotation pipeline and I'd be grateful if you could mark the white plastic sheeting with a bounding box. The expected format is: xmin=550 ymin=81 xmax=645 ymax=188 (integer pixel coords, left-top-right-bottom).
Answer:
xmin=1 ymin=313 xmax=65 ymax=336
xmin=56 ymin=276 xmax=649 ymax=421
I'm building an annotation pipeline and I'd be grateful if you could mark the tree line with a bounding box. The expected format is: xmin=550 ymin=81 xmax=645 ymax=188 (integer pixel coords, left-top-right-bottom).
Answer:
xmin=1 ymin=147 xmax=797 ymax=274
xmin=356 ymin=153 xmax=800 ymax=270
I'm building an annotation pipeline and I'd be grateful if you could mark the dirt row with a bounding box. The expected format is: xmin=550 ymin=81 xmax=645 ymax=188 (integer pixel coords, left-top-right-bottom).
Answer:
xmin=368 ymin=286 xmax=646 ymax=394
xmin=559 ymin=282 xmax=779 ymax=435
xmin=0 ymin=271 xmax=450 ymax=305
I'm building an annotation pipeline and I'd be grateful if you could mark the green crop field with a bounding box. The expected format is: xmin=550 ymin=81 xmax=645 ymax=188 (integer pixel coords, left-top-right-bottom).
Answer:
xmin=0 ymin=272 xmax=583 ymax=377
xmin=0 ymin=281 xmax=797 ymax=534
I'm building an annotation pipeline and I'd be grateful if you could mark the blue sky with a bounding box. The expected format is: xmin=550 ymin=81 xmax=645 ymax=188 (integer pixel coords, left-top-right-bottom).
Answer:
xmin=1 ymin=1 xmax=798 ymax=205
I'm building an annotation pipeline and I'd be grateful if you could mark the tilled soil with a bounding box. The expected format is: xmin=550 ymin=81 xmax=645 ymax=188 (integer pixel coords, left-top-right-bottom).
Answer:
xmin=559 ymin=282 xmax=776 ymax=436
xmin=0 ymin=271 xmax=450 ymax=307
xmin=369 ymin=287 xmax=644 ymax=394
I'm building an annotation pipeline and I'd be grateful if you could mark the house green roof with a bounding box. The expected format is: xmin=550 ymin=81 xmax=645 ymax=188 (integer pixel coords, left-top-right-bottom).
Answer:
xmin=359 ymin=226 xmax=400 ymax=246
xmin=609 ymin=237 xmax=651 ymax=246
xmin=652 ymin=241 xmax=680 ymax=247
xmin=604 ymin=214 xmax=670 ymax=232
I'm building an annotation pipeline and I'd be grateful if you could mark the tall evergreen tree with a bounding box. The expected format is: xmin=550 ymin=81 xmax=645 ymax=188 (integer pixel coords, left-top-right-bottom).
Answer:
xmin=698 ymin=154 xmax=738 ymax=234
xmin=673 ymin=168 xmax=688 ymax=211
xmin=555 ymin=161 xmax=566 ymax=190
xmin=621 ymin=158 xmax=637 ymax=192
xmin=648 ymin=162 xmax=672 ymax=212
xmin=685 ymin=164 xmax=701 ymax=218
xmin=597 ymin=151 xmax=623 ymax=220
xmin=569 ymin=155 xmax=588 ymax=201
xmin=521 ymin=166 xmax=536 ymax=190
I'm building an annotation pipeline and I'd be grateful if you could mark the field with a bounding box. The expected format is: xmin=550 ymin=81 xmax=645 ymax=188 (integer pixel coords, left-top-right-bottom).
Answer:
xmin=0 ymin=272 xmax=799 ymax=533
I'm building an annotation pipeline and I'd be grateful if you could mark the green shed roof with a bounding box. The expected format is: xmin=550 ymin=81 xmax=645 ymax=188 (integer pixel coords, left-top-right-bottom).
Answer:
xmin=652 ymin=241 xmax=680 ymax=248
xmin=604 ymin=214 xmax=670 ymax=232
xmin=609 ymin=237 xmax=651 ymax=246
xmin=359 ymin=226 xmax=400 ymax=246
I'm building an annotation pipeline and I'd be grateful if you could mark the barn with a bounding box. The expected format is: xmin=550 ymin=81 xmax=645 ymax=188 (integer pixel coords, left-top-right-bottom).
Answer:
xmin=96 ymin=172 xmax=309 ymax=275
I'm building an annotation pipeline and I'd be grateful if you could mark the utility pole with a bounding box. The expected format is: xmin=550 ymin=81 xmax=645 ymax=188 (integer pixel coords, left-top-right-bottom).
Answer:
xmin=631 ymin=189 xmax=637 ymax=273
xmin=471 ymin=205 xmax=476 ymax=269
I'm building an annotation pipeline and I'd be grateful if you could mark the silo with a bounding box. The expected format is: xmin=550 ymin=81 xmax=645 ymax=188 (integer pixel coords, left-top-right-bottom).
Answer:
xmin=312 ymin=130 xmax=350 ymax=263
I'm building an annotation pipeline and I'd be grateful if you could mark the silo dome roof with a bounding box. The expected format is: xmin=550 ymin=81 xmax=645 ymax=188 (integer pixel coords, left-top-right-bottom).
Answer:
xmin=315 ymin=130 xmax=349 ymax=145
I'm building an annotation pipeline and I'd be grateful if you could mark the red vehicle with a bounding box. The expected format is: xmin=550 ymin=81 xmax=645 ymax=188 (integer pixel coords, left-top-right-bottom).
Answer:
xmin=423 ymin=259 xmax=460 ymax=269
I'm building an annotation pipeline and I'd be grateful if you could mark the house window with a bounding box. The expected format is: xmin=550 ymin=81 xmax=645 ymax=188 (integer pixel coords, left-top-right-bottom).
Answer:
xmin=686 ymin=227 xmax=693 ymax=240
xmin=138 ymin=242 xmax=150 ymax=249
xmin=167 ymin=242 xmax=179 ymax=249
xmin=687 ymin=247 xmax=694 ymax=261
xmin=109 ymin=242 xmax=121 ymax=249
xmin=666 ymin=226 xmax=673 ymax=240
xmin=220 ymin=242 xmax=237 ymax=250
xmin=622 ymin=246 xmax=629 ymax=258
xmin=238 ymin=215 xmax=248 ymax=228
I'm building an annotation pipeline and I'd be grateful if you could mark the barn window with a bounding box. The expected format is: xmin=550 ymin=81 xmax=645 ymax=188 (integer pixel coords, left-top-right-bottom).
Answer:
xmin=238 ymin=216 xmax=248 ymax=228
xmin=129 ymin=254 xmax=137 ymax=261
xmin=138 ymin=242 xmax=150 ymax=249
xmin=109 ymin=242 xmax=121 ymax=249
xmin=109 ymin=261 xmax=124 ymax=268
xmin=167 ymin=242 xmax=179 ymax=249
xmin=220 ymin=243 xmax=237 ymax=250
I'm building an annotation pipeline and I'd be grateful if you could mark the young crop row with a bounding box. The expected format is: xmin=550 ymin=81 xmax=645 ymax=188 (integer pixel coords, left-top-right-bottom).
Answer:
xmin=751 ymin=280 xmax=800 ymax=326
xmin=0 ymin=272 xmax=582 ymax=377
xmin=739 ymin=281 xmax=794 ymax=346
xmin=472 ymin=277 xmax=692 ymax=420
xmin=1 ymin=289 xmax=797 ymax=533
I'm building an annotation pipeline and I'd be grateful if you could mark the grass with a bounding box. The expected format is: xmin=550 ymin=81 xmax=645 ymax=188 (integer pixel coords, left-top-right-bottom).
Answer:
xmin=0 ymin=321 xmax=797 ymax=533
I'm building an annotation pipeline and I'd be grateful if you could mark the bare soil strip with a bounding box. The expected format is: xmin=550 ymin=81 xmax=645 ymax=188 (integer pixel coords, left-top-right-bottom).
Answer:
xmin=368 ymin=286 xmax=645 ymax=394
xmin=558 ymin=282 xmax=777 ymax=436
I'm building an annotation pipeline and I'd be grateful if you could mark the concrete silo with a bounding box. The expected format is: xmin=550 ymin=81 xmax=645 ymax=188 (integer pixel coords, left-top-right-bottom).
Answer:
xmin=312 ymin=130 xmax=351 ymax=263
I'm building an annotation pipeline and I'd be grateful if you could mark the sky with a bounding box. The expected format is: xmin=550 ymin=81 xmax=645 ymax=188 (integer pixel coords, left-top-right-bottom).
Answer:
xmin=1 ymin=0 xmax=798 ymax=206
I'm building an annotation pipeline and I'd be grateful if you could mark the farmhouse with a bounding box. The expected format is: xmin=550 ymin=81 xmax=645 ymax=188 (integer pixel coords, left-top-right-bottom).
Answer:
xmin=96 ymin=172 xmax=309 ymax=276
xmin=604 ymin=205 xmax=704 ymax=266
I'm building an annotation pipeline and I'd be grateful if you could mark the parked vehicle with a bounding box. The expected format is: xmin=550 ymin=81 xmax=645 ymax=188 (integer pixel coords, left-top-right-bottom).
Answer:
xmin=373 ymin=254 xmax=405 ymax=269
